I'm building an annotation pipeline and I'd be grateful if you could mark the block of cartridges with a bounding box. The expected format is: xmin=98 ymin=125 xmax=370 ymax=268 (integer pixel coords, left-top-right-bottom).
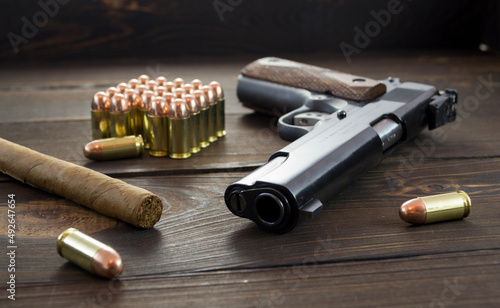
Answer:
xmin=89 ymin=75 xmax=225 ymax=160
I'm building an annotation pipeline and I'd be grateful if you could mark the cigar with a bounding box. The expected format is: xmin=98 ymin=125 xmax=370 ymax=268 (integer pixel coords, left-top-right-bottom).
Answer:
xmin=0 ymin=138 xmax=163 ymax=228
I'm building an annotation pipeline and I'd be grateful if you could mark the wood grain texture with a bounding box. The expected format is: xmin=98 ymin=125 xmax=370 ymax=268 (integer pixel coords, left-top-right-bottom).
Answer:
xmin=0 ymin=1 xmax=484 ymax=62
xmin=0 ymin=53 xmax=499 ymax=307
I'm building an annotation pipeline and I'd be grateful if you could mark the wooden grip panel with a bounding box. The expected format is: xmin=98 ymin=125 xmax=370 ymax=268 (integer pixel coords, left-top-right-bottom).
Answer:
xmin=241 ymin=57 xmax=386 ymax=101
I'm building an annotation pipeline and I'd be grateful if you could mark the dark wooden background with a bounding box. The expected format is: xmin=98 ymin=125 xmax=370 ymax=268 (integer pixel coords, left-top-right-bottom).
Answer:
xmin=1 ymin=0 xmax=500 ymax=307
xmin=0 ymin=0 xmax=494 ymax=62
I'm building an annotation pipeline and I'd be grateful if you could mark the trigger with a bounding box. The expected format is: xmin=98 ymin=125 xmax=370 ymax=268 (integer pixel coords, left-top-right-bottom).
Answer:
xmin=293 ymin=112 xmax=329 ymax=126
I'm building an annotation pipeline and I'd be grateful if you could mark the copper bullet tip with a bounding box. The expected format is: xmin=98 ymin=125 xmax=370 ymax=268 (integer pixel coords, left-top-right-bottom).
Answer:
xmin=155 ymin=86 xmax=167 ymax=97
xmin=91 ymin=246 xmax=123 ymax=279
xmin=165 ymin=81 xmax=175 ymax=93
xmin=138 ymin=75 xmax=150 ymax=85
xmin=174 ymin=78 xmax=185 ymax=88
xmin=92 ymin=91 xmax=108 ymax=110
xmin=193 ymin=90 xmax=208 ymax=109
xmin=175 ymin=88 xmax=186 ymax=99
xmin=110 ymin=93 xmax=130 ymax=113
xmin=83 ymin=140 xmax=103 ymax=160
xmin=147 ymin=80 xmax=157 ymax=91
xmin=169 ymin=98 xmax=190 ymax=119
xmin=164 ymin=92 xmax=175 ymax=105
xmin=185 ymin=94 xmax=199 ymax=114
xmin=399 ymin=198 xmax=426 ymax=224
xmin=156 ymin=76 xmax=167 ymax=86
xmin=149 ymin=97 xmax=166 ymax=117
xmin=183 ymin=83 xmax=194 ymax=95
xmin=106 ymin=87 xmax=117 ymax=98
xmin=117 ymin=82 xmax=128 ymax=94
xmin=125 ymin=89 xmax=137 ymax=108
xmin=141 ymin=90 xmax=155 ymax=110
xmin=128 ymin=79 xmax=139 ymax=89
xmin=209 ymin=81 xmax=224 ymax=100
xmin=202 ymin=85 xmax=216 ymax=105
xmin=191 ymin=79 xmax=203 ymax=90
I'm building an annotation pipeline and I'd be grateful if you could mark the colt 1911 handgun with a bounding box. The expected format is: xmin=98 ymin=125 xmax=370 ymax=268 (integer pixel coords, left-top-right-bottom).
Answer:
xmin=225 ymin=57 xmax=457 ymax=234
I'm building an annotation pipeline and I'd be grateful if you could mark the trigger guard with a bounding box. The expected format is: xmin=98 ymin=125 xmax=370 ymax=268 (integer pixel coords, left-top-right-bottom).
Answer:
xmin=277 ymin=106 xmax=314 ymax=142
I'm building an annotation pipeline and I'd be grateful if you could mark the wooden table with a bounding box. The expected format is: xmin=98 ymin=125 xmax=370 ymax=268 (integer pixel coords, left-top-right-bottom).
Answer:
xmin=1 ymin=52 xmax=499 ymax=307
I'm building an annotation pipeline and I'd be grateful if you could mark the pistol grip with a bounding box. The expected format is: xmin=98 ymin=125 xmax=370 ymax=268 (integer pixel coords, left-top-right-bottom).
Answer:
xmin=241 ymin=57 xmax=387 ymax=101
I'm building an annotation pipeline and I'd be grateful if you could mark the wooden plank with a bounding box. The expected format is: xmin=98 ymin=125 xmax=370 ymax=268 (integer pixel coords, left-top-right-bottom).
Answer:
xmin=1 ymin=157 xmax=498 ymax=284
xmin=5 ymin=250 xmax=499 ymax=307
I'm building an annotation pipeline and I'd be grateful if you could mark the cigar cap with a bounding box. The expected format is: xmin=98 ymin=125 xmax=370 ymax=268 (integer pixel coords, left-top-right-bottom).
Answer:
xmin=149 ymin=97 xmax=166 ymax=117
xmin=110 ymin=93 xmax=130 ymax=113
xmin=169 ymin=99 xmax=190 ymax=119
xmin=209 ymin=81 xmax=224 ymax=100
xmin=193 ymin=90 xmax=208 ymax=109
xmin=117 ymin=82 xmax=128 ymax=94
xmin=138 ymin=75 xmax=150 ymax=85
xmin=190 ymin=79 xmax=203 ymax=90
xmin=128 ymin=79 xmax=139 ymax=89
xmin=92 ymin=91 xmax=108 ymax=111
xmin=156 ymin=76 xmax=167 ymax=86
xmin=202 ymin=85 xmax=216 ymax=106
xmin=174 ymin=78 xmax=185 ymax=88
xmin=185 ymin=94 xmax=199 ymax=114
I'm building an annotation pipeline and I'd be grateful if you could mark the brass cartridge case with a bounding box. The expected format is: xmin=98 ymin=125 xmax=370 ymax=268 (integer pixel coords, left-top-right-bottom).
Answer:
xmin=399 ymin=190 xmax=471 ymax=224
xmin=84 ymin=135 xmax=144 ymax=161
xmin=109 ymin=94 xmax=131 ymax=138
xmin=194 ymin=90 xmax=210 ymax=148
xmin=140 ymin=90 xmax=154 ymax=149
xmin=168 ymin=99 xmax=191 ymax=159
xmin=110 ymin=112 xmax=131 ymax=137
xmin=185 ymin=94 xmax=201 ymax=154
xmin=148 ymin=97 xmax=168 ymax=157
xmin=125 ymin=89 xmax=141 ymax=136
xmin=91 ymin=110 xmax=110 ymax=140
xmin=210 ymin=81 xmax=226 ymax=137
xmin=148 ymin=116 xmax=169 ymax=157
xmin=203 ymin=85 xmax=218 ymax=142
xmin=57 ymin=228 xmax=123 ymax=279
xmin=91 ymin=91 xmax=110 ymax=140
